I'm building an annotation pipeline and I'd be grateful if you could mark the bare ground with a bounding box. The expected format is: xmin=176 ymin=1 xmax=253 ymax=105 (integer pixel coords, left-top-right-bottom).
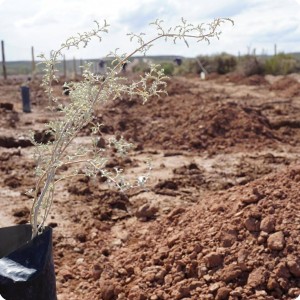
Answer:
xmin=0 ymin=73 xmax=300 ymax=299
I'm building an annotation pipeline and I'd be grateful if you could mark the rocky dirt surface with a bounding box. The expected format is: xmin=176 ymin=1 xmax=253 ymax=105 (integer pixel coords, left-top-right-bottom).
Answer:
xmin=0 ymin=73 xmax=300 ymax=299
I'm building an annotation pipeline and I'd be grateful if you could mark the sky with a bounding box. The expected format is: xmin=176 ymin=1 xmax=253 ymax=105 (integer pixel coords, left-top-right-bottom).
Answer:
xmin=0 ymin=0 xmax=300 ymax=61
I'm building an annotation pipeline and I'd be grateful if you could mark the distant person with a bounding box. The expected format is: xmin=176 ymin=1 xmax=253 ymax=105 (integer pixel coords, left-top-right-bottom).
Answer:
xmin=122 ymin=62 xmax=127 ymax=73
xmin=174 ymin=57 xmax=182 ymax=66
xmin=21 ymin=77 xmax=31 ymax=113
xmin=98 ymin=60 xmax=105 ymax=69
xmin=98 ymin=59 xmax=107 ymax=78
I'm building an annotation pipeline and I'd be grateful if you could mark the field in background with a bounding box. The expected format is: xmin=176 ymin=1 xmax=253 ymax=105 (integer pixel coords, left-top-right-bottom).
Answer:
xmin=2 ymin=52 xmax=300 ymax=78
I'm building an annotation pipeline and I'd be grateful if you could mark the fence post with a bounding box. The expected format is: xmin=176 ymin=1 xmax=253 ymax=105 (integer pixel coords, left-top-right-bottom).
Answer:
xmin=1 ymin=40 xmax=7 ymax=80
xmin=31 ymin=46 xmax=36 ymax=79
xmin=63 ymin=55 xmax=67 ymax=79
xmin=79 ymin=59 xmax=83 ymax=76
xmin=73 ymin=57 xmax=77 ymax=79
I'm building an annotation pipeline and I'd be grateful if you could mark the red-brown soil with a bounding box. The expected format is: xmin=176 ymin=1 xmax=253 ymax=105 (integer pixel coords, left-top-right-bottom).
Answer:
xmin=0 ymin=73 xmax=300 ymax=299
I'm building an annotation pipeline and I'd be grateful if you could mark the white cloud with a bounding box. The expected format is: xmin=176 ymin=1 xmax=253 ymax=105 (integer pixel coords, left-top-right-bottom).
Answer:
xmin=0 ymin=0 xmax=300 ymax=60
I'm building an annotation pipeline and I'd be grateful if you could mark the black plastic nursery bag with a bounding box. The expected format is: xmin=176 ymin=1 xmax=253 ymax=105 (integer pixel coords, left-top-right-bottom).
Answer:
xmin=0 ymin=224 xmax=56 ymax=300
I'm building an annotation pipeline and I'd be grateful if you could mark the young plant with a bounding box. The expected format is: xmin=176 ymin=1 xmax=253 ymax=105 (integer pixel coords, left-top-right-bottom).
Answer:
xmin=28 ymin=17 xmax=233 ymax=239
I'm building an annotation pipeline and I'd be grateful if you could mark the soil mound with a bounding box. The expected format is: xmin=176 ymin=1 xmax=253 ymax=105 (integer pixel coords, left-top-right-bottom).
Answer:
xmin=166 ymin=79 xmax=195 ymax=96
xmin=94 ymin=165 xmax=300 ymax=299
xmin=67 ymin=177 xmax=131 ymax=222
xmin=190 ymin=102 xmax=280 ymax=152
xmin=270 ymin=77 xmax=299 ymax=91
xmin=100 ymin=94 xmax=280 ymax=152
xmin=239 ymin=74 xmax=269 ymax=86
xmin=0 ymin=103 xmax=19 ymax=128
xmin=215 ymin=73 xmax=245 ymax=84
xmin=215 ymin=74 xmax=268 ymax=86
xmin=270 ymin=77 xmax=300 ymax=97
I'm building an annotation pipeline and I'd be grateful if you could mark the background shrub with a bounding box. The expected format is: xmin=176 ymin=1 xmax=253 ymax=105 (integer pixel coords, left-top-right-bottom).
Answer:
xmin=215 ymin=53 xmax=237 ymax=74
xmin=173 ymin=59 xmax=200 ymax=75
xmin=195 ymin=53 xmax=237 ymax=75
xmin=160 ymin=62 xmax=175 ymax=75
xmin=264 ymin=53 xmax=298 ymax=75
xmin=235 ymin=55 xmax=265 ymax=76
